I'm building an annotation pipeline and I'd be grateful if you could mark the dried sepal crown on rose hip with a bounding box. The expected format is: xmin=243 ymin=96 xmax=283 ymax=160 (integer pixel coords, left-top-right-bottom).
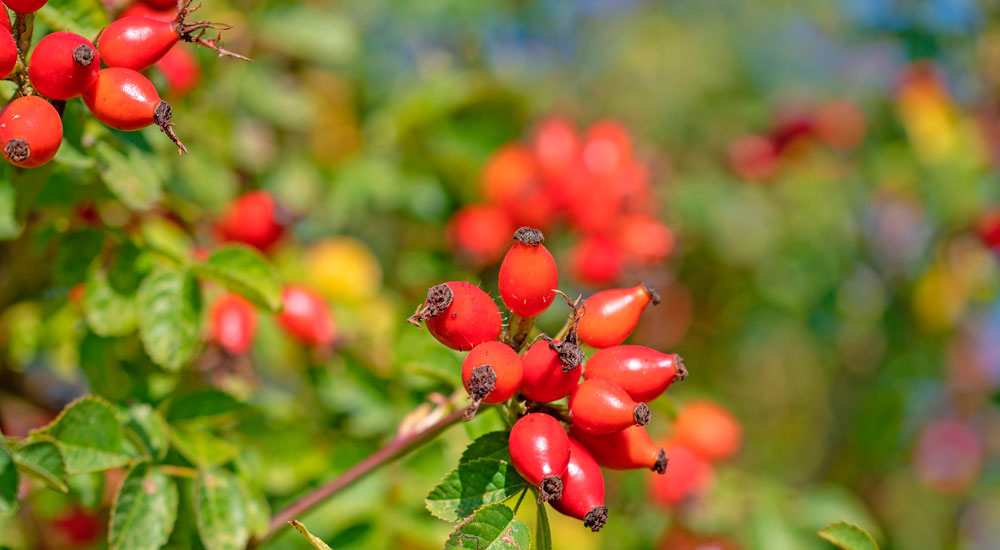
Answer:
xmin=0 ymin=0 xmax=249 ymax=167
xmin=409 ymin=226 xmax=687 ymax=531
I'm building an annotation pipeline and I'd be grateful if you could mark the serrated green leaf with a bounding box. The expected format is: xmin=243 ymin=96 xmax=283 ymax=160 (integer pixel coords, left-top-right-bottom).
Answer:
xmin=535 ymin=501 xmax=551 ymax=550
xmin=443 ymin=503 xmax=530 ymax=550
xmin=37 ymin=0 xmax=109 ymax=39
xmin=14 ymin=437 xmax=68 ymax=493
xmin=195 ymin=469 xmax=250 ymax=550
xmin=460 ymin=432 xmax=511 ymax=464
xmin=426 ymin=458 xmax=529 ymax=522
xmin=290 ymin=520 xmax=334 ymax=550
xmin=96 ymin=142 xmax=163 ymax=211
xmin=84 ymin=264 xmax=138 ymax=337
xmin=137 ymin=267 xmax=202 ymax=371
xmin=126 ymin=404 xmax=170 ymax=461
xmin=192 ymin=245 xmax=282 ymax=311
xmin=35 ymin=396 xmax=130 ymax=474
xmin=109 ymin=463 xmax=179 ymax=550
xmin=0 ymin=448 xmax=18 ymax=515
xmin=171 ymin=425 xmax=239 ymax=468
xmin=818 ymin=522 xmax=880 ymax=550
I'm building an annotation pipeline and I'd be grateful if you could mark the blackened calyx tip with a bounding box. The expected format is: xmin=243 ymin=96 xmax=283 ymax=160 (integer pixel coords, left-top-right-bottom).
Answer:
xmin=420 ymin=283 xmax=454 ymax=319
xmin=652 ymin=449 xmax=668 ymax=474
xmin=641 ymin=282 xmax=661 ymax=305
xmin=634 ymin=403 xmax=651 ymax=426
xmin=513 ymin=226 xmax=545 ymax=246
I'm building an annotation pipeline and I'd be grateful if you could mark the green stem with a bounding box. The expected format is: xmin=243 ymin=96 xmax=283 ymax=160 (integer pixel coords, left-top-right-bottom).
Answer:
xmin=12 ymin=13 xmax=34 ymax=97
xmin=508 ymin=314 xmax=534 ymax=352
xmin=512 ymin=488 xmax=528 ymax=514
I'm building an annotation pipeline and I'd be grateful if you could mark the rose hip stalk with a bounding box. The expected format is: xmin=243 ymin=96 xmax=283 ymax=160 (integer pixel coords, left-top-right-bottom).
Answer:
xmin=408 ymin=281 xmax=502 ymax=351
xmin=577 ymin=283 xmax=660 ymax=348
xmin=508 ymin=413 xmax=570 ymax=503
xmin=569 ymin=378 xmax=650 ymax=435
xmin=551 ymin=438 xmax=608 ymax=532
xmin=570 ymin=425 xmax=668 ymax=473
xmin=583 ymin=345 xmax=686 ymax=403
xmin=98 ymin=0 xmax=249 ymax=71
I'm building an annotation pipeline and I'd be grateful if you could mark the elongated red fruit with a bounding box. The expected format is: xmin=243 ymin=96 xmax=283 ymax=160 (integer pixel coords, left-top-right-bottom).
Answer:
xmin=408 ymin=281 xmax=502 ymax=351
xmin=508 ymin=413 xmax=569 ymax=502
xmin=0 ymin=96 xmax=62 ymax=168
xmin=648 ymin=442 xmax=713 ymax=507
xmin=498 ymin=227 xmax=558 ymax=318
xmin=569 ymin=378 xmax=650 ymax=435
xmin=2 ymin=0 xmax=46 ymax=14
xmin=461 ymin=341 xmax=522 ymax=405
xmin=570 ymin=425 xmax=667 ymax=473
xmin=81 ymin=67 xmax=187 ymax=154
xmin=0 ymin=22 xmax=15 ymax=78
xmin=215 ymin=191 xmax=285 ymax=251
xmin=519 ymin=338 xmax=582 ymax=403
xmin=29 ymin=32 xmax=100 ymax=99
xmin=209 ymin=293 xmax=256 ymax=354
xmin=577 ymin=283 xmax=659 ymax=348
xmin=278 ymin=285 xmax=337 ymax=347
xmin=551 ymin=438 xmax=608 ymax=532
xmin=583 ymin=345 xmax=686 ymax=403
xmin=673 ymin=400 xmax=742 ymax=461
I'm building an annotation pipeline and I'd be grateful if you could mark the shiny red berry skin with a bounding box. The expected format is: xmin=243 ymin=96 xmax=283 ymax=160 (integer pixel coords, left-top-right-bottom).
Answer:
xmin=29 ymin=32 xmax=100 ymax=99
xmin=98 ymin=16 xmax=179 ymax=71
xmin=0 ymin=96 xmax=62 ymax=168
xmin=155 ymin=45 xmax=200 ymax=98
xmin=0 ymin=9 xmax=10 ymax=31
xmin=570 ymin=425 xmax=667 ymax=473
xmin=278 ymin=285 xmax=337 ymax=347
xmin=209 ymin=293 xmax=256 ymax=354
xmin=120 ymin=3 xmax=176 ymax=20
xmin=446 ymin=204 xmax=515 ymax=266
xmin=215 ymin=191 xmax=285 ymax=251
xmin=461 ymin=341 xmax=523 ymax=404
xmin=140 ymin=0 xmax=180 ymax=10
xmin=550 ymin=438 xmax=608 ymax=532
xmin=508 ymin=413 xmax=570 ymax=501
xmin=82 ymin=68 xmax=185 ymax=153
xmin=583 ymin=345 xmax=685 ymax=403
xmin=577 ymin=283 xmax=659 ymax=348
xmin=519 ymin=340 xmax=581 ymax=403
xmin=0 ymin=20 xmax=14 ymax=78
xmin=413 ymin=281 xmax=502 ymax=351
xmin=569 ymin=378 xmax=650 ymax=435
xmin=498 ymin=227 xmax=557 ymax=318
xmin=2 ymin=0 xmax=46 ymax=14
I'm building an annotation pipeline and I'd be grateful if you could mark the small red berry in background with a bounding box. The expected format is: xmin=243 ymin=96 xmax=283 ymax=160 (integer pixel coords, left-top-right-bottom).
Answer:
xmin=215 ymin=191 xmax=286 ymax=251
xmin=977 ymin=208 xmax=1000 ymax=252
xmin=29 ymin=32 xmax=100 ymax=100
xmin=672 ymin=400 xmax=742 ymax=462
xmin=551 ymin=438 xmax=608 ymax=532
xmin=2 ymin=0 xmax=47 ymax=14
xmin=81 ymin=67 xmax=187 ymax=153
xmin=508 ymin=413 xmax=570 ymax=502
xmin=481 ymin=143 xmax=557 ymax=230
xmin=155 ymin=45 xmax=201 ymax=98
xmin=618 ymin=214 xmax=674 ymax=264
xmin=577 ymin=283 xmax=659 ymax=349
xmin=139 ymin=0 xmax=180 ymax=10
xmin=446 ymin=204 xmax=515 ymax=266
xmin=519 ymin=339 xmax=582 ymax=403
xmin=570 ymin=424 xmax=668 ymax=473
xmin=727 ymin=133 xmax=777 ymax=181
xmin=814 ymin=98 xmax=867 ymax=150
xmin=209 ymin=293 xmax=257 ymax=355
xmin=408 ymin=281 xmax=502 ymax=351
xmin=462 ymin=341 xmax=523 ymax=405
xmin=278 ymin=285 xmax=337 ymax=348
xmin=0 ymin=96 xmax=63 ymax=168
xmin=582 ymin=120 xmax=632 ymax=177
xmin=571 ymin=235 xmax=624 ymax=287
xmin=583 ymin=345 xmax=686 ymax=403
xmin=498 ymin=227 xmax=558 ymax=318
xmin=648 ymin=442 xmax=714 ymax=507
xmin=532 ymin=116 xmax=578 ymax=182
xmin=50 ymin=507 xmax=102 ymax=546
xmin=569 ymin=378 xmax=650 ymax=435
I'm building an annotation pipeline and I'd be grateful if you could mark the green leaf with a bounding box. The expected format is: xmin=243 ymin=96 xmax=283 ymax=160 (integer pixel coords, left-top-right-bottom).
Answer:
xmin=35 ymin=396 xmax=130 ymax=473
xmin=460 ymin=432 xmax=511 ymax=464
xmin=170 ymin=425 xmax=240 ymax=468
xmin=125 ymin=404 xmax=170 ymax=461
xmin=818 ymin=522 xmax=880 ymax=550
xmin=79 ymin=331 xmax=131 ymax=401
xmin=109 ymin=463 xmax=179 ymax=550
xmin=290 ymin=520 xmax=335 ymax=550
xmin=426 ymin=459 xmax=529 ymax=522
xmin=96 ymin=142 xmax=163 ymax=211
xmin=37 ymin=0 xmax=109 ymax=38
xmin=195 ymin=469 xmax=250 ymax=550
xmin=166 ymin=389 xmax=244 ymax=424
xmin=0 ymin=448 xmax=18 ymax=515
xmin=68 ymin=472 xmax=105 ymax=510
xmin=242 ymin=480 xmax=271 ymax=540
xmin=192 ymin=245 xmax=282 ymax=311
xmin=13 ymin=437 xmax=68 ymax=493
xmin=84 ymin=264 xmax=138 ymax=337
xmin=535 ymin=501 xmax=552 ymax=550
xmin=0 ymin=179 xmax=21 ymax=240
xmin=443 ymin=503 xmax=531 ymax=550
xmin=137 ymin=267 xmax=202 ymax=371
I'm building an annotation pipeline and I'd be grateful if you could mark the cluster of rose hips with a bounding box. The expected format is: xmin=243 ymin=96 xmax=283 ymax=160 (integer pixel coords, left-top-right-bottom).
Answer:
xmin=410 ymin=226 xmax=686 ymax=531
xmin=448 ymin=117 xmax=674 ymax=286
xmin=0 ymin=0 xmax=245 ymax=168
xmin=726 ymin=97 xmax=867 ymax=181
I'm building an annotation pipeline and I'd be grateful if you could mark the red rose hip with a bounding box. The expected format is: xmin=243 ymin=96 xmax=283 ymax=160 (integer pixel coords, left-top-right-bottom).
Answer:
xmin=570 ymin=425 xmax=667 ymax=473
xmin=2 ymin=0 xmax=47 ymax=14
xmin=498 ymin=227 xmax=558 ymax=318
xmin=461 ymin=341 xmax=522 ymax=405
xmin=28 ymin=32 xmax=100 ymax=99
xmin=0 ymin=96 xmax=62 ymax=168
xmin=408 ymin=281 xmax=502 ymax=351
xmin=551 ymin=438 xmax=608 ymax=532
xmin=215 ymin=191 xmax=285 ymax=251
xmin=583 ymin=345 xmax=686 ymax=403
xmin=519 ymin=338 xmax=583 ymax=403
xmin=0 ymin=23 xmax=15 ymax=78
xmin=569 ymin=378 xmax=650 ymax=435
xmin=508 ymin=413 xmax=570 ymax=502
xmin=278 ymin=285 xmax=337 ymax=347
xmin=577 ymin=283 xmax=659 ymax=348
xmin=209 ymin=293 xmax=256 ymax=354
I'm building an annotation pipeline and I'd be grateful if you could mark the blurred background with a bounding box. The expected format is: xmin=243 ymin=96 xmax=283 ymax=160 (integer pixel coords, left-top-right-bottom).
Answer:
xmin=3 ymin=0 xmax=1000 ymax=548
